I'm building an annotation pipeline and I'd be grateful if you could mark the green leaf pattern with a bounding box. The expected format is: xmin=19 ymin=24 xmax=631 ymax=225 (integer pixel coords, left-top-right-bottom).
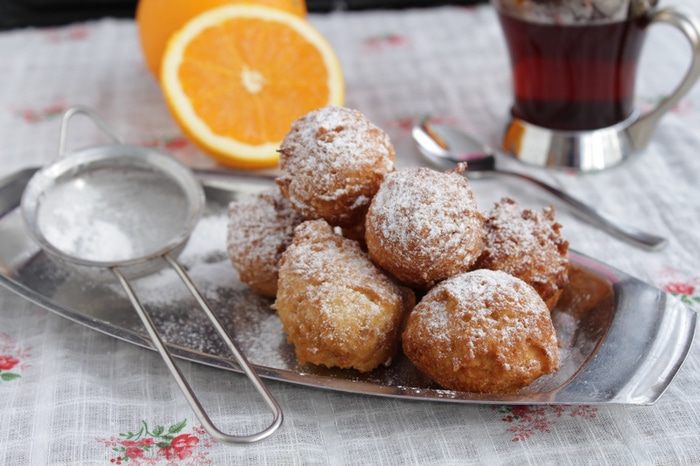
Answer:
xmin=117 ymin=419 xmax=188 ymax=443
xmin=0 ymin=372 xmax=20 ymax=382
xmin=168 ymin=419 xmax=187 ymax=434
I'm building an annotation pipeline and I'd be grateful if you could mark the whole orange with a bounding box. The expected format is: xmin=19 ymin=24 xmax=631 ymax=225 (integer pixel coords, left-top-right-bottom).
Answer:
xmin=136 ymin=0 xmax=306 ymax=77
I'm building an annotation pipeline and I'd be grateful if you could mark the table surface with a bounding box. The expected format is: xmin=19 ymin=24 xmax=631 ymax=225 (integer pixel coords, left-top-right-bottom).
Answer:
xmin=1 ymin=2 xmax=700 ymax=465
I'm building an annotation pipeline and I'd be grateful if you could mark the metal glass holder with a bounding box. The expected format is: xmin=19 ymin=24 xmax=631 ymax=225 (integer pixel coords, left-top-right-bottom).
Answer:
xmin=501 ymin=7 xmax=700 ymax=171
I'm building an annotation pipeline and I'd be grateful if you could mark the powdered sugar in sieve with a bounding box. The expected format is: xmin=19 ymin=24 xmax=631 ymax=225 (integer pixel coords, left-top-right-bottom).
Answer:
xmin=36 ymin=166 xmax=190 ymax=263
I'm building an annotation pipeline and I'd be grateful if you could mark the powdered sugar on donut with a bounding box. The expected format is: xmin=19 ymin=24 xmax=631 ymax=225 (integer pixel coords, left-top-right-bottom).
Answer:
xmin=276 ymin=106 xmax=395 ymax=226
xmin=366 ymin=167 xmax=484 ymax=288
xmin=226 ymin=186 xmax=304 ymax=296
xmin=403 ymin=269 xmax=560 ymax=392
xmin=424 ymin=270 xmax=547 ymax=347
xmin=284 ymin=220 xmax=403 ymax=311
xmin=276 ymin=219 xmax=412 ymax=372
xmin=477 ymin=197 xmax=568 ymax=304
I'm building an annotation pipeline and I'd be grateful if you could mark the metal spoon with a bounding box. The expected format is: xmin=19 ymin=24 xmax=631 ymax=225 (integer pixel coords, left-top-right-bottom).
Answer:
xmin=412 ymin=117 xmax=667 ymax=251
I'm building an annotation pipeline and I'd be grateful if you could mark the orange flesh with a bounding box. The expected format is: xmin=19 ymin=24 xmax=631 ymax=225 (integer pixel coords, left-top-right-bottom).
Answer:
xmin=178 ymin=18 xmax=330 ymax=145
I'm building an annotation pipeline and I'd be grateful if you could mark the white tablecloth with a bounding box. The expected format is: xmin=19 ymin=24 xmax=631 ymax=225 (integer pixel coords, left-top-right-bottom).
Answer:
xmin=1 ymin=2 xmax=700 ymax=464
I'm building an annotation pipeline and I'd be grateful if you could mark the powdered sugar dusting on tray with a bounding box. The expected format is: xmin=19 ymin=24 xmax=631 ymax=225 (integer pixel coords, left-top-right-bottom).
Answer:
xmin=129 ymin=212 xmax=232 ymax=305
xmin=147 ymin=284 xmax=291 ymax=369
xmin=239 ymin=312 xmax=289 ymax=368
xmin=109 ymin=209 xmax=294 ymax=369
xmin=180 ymin=212 xmax=229 ymax=264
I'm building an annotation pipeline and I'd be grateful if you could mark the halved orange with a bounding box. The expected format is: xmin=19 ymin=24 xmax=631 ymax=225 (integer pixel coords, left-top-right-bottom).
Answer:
xmin=136 ymin=0 xmax=307 ymax=77
xmin=161 ymin=5 xmax=344 ymax=169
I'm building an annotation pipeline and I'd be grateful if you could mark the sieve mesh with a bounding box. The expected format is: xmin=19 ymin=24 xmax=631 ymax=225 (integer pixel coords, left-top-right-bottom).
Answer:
xmin=36 ymin=165 xmax=191 ymax=263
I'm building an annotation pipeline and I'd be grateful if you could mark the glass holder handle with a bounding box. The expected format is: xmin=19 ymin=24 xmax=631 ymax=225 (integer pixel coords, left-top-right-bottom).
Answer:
xmin=628 ymin=8 xmax=700 ymax=150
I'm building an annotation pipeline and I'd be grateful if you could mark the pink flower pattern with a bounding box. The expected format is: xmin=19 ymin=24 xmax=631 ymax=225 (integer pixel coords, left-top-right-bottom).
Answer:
xmin=364 ymin=33 xmax=409 ymax=51
xmin=142 ymin=136 xmax=190 ymax=152
xmin=0 ymin=355 xmax=18 ymax=371
xmin=0 ymin=333 xmax=30 ymax=383
xmin=659 ymin=267 xmax=700 ymax=309
xmin=97 ymin=420 xmax=212 ymax=465
xmin=664 ymin=281 xmax=700 ymax=308
xmin=495 ymin=405 xmax=598 ymax=442
xmin=43 ymin=25 xmax=91 ymax=43
xmin=14 ymin=101 xmax=67 ymax=124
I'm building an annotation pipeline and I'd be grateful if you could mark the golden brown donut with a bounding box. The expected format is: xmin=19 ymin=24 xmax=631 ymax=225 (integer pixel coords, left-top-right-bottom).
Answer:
xmin=365 ymin=166 xmax=485 ymax=289
xmin=275 ymin=219 xmax=414 ymax=372
xmin=276 ymin=106 xmax=395 ymax=227
xmin=476 ymin=197 xmax=569 ymax=309
xmin=226 ymin=187 xmax=304 ymax=297
xmin=402 ymin=269 xmax=560 ymax=393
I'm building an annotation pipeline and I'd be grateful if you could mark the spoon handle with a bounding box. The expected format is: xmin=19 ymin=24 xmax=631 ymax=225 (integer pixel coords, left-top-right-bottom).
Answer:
xmin=494 ymin=169 xmax=668 ymax=250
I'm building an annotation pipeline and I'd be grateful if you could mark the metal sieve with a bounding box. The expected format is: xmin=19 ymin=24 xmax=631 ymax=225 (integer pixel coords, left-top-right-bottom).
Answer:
xmin=20 ymin=107 xmax=282 ymax=444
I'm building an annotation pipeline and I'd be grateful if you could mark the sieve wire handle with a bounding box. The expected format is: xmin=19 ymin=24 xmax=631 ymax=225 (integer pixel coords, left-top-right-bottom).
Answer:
xmin=58 ymin=106 xmax=122 ymax=157
xmin=111 ymin=256 xmax=283 ymax=444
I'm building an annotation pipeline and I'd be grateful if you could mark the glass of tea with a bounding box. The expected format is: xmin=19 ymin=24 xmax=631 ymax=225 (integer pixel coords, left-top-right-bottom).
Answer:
xmin=492 ymin=0 xmax=700 ymax=170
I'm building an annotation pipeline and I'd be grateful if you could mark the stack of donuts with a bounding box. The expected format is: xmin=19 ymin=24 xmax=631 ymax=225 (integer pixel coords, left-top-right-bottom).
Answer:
xmin=227 ymin=106 xmax=569 ymax=394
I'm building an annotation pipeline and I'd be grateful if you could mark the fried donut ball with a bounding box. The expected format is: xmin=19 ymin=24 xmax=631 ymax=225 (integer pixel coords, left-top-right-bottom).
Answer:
xmin=476 ymin=197 xmax=569 ymax=309
xmin=276 ymin=106 xmax=395 ymax=227
xmin=275 ymin=219 xmax=414 ymax=372
xmin=365 ymin=166 xmax=485 ymax=289
xmin=226 ymin=187 xmax=304 ymax=297
xmin=402 ymin=269 xmax=560 ymax=393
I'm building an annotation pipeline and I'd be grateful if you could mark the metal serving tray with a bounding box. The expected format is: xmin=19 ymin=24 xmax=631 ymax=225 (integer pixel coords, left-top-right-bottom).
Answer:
xmin=0 ymin=168 xmax=695 ymax=405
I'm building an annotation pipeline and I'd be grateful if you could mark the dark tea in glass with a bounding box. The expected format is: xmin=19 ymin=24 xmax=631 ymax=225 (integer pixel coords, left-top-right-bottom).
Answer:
xmin=498 ymin=12 xmax=647 ymax=130
xmin=492 ymin=0 xmax=657 ymax=131
xmin=492 ymin=0 xmax=700 ymax=170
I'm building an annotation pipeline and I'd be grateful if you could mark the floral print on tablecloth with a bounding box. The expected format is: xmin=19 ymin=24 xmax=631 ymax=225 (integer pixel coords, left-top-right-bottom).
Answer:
xmin=364 ymin=33 xmax=409 ymax=51
xmin=142 ymin=135 xmax=190 ymax=152
xmin=664 ymin=282 xmax=700 ymax=308
xmin=43 ymin=25 xmax=91 ymax=43
xmin=495 ymin=405 xmax=598 ymax=442
xmin=0 ymin=333 xmax=30 ymax=383
xmin=97 ymin=419 xmax=213 ymax=465
xmin=658 ymin=266 xmax=700 ymax=310
xmin=13 ymin=100 xmax=67 ymax=124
